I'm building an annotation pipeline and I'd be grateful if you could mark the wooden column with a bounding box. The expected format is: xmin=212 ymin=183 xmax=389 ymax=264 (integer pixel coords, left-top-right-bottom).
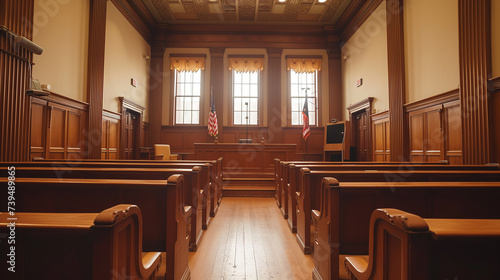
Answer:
xmin=148 ymin=45 xmax=164 ymax=146
xmin=0 ymin=0 xmax=33 ymax=161
xmin=386 ymin=0 xmax=407 ymax=161
xmin=327 ymin=47 xmax=342 ymax=122
xmin=458 ymin=0 xmax=492 ymax=164
xmin=266 ymin=48 xmax=282 ymax=142
xmin=210 ymin=47 xmax=225 ymax=138
xmin=86 ymin=0 xmax=107 ymax=159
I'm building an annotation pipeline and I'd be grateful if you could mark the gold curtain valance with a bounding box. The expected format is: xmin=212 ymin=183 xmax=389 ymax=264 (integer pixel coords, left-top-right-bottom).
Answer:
xmin=228 ymin=57 xmax=264 ymax=72
xmin=286 ymin=58 xmax=322 ymax=73
xmin=170 ymin=57 xmax=206 ymax=72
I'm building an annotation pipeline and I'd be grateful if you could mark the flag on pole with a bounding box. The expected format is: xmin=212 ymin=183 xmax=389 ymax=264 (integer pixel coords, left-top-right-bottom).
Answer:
xmin=302 ymin=97 xmax=310 ymax=140
xmin=208 ymin=93 xmax=218 ymax=136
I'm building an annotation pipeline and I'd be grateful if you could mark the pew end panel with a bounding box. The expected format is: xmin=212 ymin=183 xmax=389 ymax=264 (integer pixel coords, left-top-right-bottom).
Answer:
xmin=345 ymin=209 xmax=500 ymax=280
xmin=0 ymin=205 xmax=162 ymax=280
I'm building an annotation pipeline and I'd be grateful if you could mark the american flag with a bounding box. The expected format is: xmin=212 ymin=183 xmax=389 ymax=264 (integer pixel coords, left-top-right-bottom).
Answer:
xmin=208 ymin=94 xmax=218 ymax=136
xmin=302 ymin=97 xmax=310 ymax=140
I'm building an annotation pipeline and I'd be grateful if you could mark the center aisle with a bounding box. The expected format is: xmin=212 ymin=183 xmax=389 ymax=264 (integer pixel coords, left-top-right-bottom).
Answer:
xmin=188 ymin=197 xmax=314 ymax=280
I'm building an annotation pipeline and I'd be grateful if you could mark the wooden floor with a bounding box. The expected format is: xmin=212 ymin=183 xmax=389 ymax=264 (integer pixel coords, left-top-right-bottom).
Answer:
xmin=188 ymin=197 xmax=315 ymax=280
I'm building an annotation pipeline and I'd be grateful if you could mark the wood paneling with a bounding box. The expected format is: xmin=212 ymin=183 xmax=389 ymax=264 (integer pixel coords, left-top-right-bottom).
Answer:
xmin=0 ymin=0 xmax=33 ymax=161
xmin=490 ymin=77 xmax=500 ymax=163
xmin=405 ymin=90 xmax=462 ymax=164
xmin=119 ymin=97 xmax=144 ymax=159
xmin=371 ymin=111 xmax=390 ymax=162
xmin=86 ymin=0 xmax=107 ymax=159
xmin=102 ymin=110 xmax=120 ymax=159
xmin=267 ymin=48 xmax=282 ymax=128
xmin=327 ymin=47 xmax=343 ymax=122
xmin=348 ymin=97 xmax=374 ymax=161
xmin=459 ymin=0 xmax=492 ymax=164
xmin=386 ymin=0 xmax=407 ymax=161
xmin=30 ymin=94 xmax=88 ymax=160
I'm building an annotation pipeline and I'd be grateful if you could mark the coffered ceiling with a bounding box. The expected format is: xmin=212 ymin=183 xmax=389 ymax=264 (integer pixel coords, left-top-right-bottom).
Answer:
xmin=141 ymin=0 xmax=353 ymax=26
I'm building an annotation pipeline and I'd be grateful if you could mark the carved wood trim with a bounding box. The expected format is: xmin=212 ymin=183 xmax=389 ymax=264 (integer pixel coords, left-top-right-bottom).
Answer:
xmin=404 ymin=89 xmax=460 ymax=113
xmin=103 ymin=109 xmax=121 ymax=120
xmin=347 ymin=97 xmax=374 ymax=114
xmin=386 ymin=0 xmax=407 ymax=161
xmin=458 ymin=0 xmax=491 ymax=164
xmin=110 ymin=0 xmax=154 ymax=43
xmin=33 ymin=91 xmax=89 ymax=111
xmin=371 ymin=110 xmax=389 ymax=121
xmin=340 ymin=0 xmax=383 ymax=43
xmin=490 ymin=76 xmax=500 ymax=91
xmin=119 ymin=97 xmax=145 ymax=115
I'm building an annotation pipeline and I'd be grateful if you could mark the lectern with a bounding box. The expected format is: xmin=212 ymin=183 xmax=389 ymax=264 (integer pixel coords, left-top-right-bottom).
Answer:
xmin=324 ymin=121 xmax=351 ymax=161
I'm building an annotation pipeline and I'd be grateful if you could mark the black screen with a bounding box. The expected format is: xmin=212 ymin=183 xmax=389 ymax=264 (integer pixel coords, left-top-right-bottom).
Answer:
xmin=326 ymin=123 xmax=345 ymax=144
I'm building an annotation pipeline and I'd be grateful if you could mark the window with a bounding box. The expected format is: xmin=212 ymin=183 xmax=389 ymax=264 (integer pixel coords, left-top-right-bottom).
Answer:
xmin=232 ymin=70 xmax=260 ymax=125
xmin=174 ymin=69 xmax=201 ymax=124
xmin=290 ymin=69 xmax=317 ymax=126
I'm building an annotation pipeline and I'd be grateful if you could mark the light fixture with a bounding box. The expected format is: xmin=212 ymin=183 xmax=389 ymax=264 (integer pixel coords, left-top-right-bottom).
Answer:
xmin=278 ymin=0 xmax=286 ymax=3
xmin=318 ymin=0 xmax=327 ymax=3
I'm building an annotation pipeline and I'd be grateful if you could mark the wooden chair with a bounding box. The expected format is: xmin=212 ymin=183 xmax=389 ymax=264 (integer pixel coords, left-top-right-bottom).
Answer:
xmin=154 ymin=144 xmax=179 ymax=160
xmin=0 ymin=204 xmax=162 ymax=280
xmin=345 ymin=208 xmax=500 ymax=280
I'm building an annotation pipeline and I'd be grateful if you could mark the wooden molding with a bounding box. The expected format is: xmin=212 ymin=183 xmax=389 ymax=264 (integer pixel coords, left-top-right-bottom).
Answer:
xmin=371 ymin=110 xmax=389 ymax=121
xmin=404 ymin=89 xmax=460 ymax=112
xmin=110 ymin=0 xmax=154 ymax=43
xmin=103 ymin=109 xmax=121 ymax=120
xmin=119 ymin=97 xmax=145 ymax=115
xmin=347 ymin=97 xmax=374 ymax=114
xmin=489 ymin=76 xmax=500 ymax=91
xmin=339 ymin=0 xmax=384 ymax=43
xmin=33 ymin=91 xmax=89 ymax=112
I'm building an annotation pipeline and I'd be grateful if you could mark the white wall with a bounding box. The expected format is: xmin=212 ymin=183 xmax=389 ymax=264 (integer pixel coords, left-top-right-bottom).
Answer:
xmin=32 ymin=0 xmax=89 ymax=102
xmin=103 ymin=1 xmax=151 ymax=120
xmin=341 ymin=1 xmax=389 ymax=119
xmin=404 ymin=0 xmax=459 ymax=102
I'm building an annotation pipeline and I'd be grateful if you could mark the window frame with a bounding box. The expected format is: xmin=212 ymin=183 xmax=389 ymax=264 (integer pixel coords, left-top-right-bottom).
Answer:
xmin=229 ymin=68 xmax=264 ymax=127
xmin=287 ymin=68 xmax=321 ymax=127
xmin=170 ymin=67 xmax=205 ymax=126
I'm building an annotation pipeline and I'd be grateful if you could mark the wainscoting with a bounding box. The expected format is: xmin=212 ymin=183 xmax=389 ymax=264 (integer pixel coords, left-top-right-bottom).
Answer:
xmin=405 ymin=90 xmax=462 ymax=164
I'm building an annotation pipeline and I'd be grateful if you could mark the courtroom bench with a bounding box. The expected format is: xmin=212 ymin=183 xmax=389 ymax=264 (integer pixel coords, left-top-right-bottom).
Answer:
xmin=311 ymin=178 xmax=500 ymax=280
xmin=297 ymin=168 xmax=500 ymax=254
xmin=0 ymin=204 xmax=162 ymax=280
xmin=4 ymin=158 xmax=223 ymax=219
xmin=344 ymin=208 xmax=500 ymax=280
xmin=11 ymin=165 xmax=207 ymax=252
xmin=283 ymin=163 xmax=499 ymax=233
xmin=0 ymin=175 xmax=191 ymax=280
xmin=273 ymin=159 xmax=453 ymax=208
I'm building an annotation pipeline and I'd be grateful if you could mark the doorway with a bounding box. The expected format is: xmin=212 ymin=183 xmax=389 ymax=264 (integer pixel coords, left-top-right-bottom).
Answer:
xmin=353 ymin=110 xmax=368 ymax=161
xmin=123 ymin=109 xmax=140 ymax=159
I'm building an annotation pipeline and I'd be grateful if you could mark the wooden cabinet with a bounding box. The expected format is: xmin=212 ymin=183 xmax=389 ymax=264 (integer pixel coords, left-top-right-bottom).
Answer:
xmin=30 ymin=94 xmax=88 ymax=160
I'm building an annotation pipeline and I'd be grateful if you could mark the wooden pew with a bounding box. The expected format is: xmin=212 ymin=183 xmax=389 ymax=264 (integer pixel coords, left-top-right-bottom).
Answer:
xmin=2 ymin=159 xmax=220 ymax=221
xmin=344 ymin=208 xmax=500 ymax=280
xmin=30 ymin=158 xmax=225 ymax=217
xmin=11 ymin=165 xmax=206 ymax=252
xmin=312 ymin=178 xmax=500 ymax=280
xmin=285 ymin=163 xmax=499 ymax=233
xmin=0 ymin=204 xmax=162 ymax=280
xmin=273 ymin=160 xmax=451 ymax=208
xmin=297 ymin=168 xmax=500 ymax=255
xmin=0 ymin=175 xmax=191 ymax=280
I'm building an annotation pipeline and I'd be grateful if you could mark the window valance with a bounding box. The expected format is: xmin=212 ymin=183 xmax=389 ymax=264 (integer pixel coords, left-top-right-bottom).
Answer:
xmin=286 ymin=58 xmax=322 ymax=73
xmin=170 ymin=57 xmax=206 ymax=72
xmin=228 ymin=57 xmax=264 ymax=72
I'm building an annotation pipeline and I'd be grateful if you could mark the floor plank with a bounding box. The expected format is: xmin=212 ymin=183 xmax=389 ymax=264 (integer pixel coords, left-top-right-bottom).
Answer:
xmin=189 ymin=197 xmax=315 ymax=280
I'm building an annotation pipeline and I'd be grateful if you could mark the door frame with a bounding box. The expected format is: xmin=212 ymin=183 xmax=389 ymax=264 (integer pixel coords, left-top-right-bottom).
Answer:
xmin=119 ymin=97 xmax=145 ymax=159
xmin=347 ymin=97 xmax=374 ymax=161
